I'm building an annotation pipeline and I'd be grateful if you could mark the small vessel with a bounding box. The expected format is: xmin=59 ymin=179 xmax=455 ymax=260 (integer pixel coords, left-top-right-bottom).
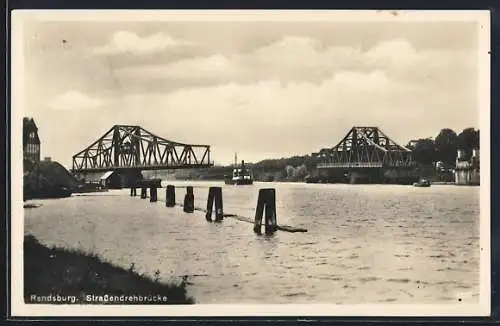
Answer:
xmin=225 ymin=155 xmax=254 ymax=185
xmin=413 ymin=178 xmax=431 ymax=187
xmin=304 ymin=175 xmax=320 ymax=184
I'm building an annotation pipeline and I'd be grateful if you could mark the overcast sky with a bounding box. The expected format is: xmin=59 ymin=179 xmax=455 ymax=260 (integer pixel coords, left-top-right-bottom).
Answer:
xmin=21 ymin=19 xmax=480 ymax=167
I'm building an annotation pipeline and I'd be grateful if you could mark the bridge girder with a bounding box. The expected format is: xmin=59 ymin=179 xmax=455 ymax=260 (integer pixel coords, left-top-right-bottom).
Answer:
xmin=313 ymin=127 xmax=415 ymax=168
xmin=72 ymin=125 xmax=212 ymax=173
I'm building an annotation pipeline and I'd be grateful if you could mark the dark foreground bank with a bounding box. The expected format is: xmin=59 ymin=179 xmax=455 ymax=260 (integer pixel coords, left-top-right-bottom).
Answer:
xmin=24 ymin=235 xmax=194 ymax=304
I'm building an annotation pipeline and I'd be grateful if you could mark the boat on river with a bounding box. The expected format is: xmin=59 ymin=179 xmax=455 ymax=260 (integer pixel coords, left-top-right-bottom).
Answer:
xmin=413 ymin=178 xmax=431 ymax=187
xmin=224 ymin=159 xmax=254 ymax=185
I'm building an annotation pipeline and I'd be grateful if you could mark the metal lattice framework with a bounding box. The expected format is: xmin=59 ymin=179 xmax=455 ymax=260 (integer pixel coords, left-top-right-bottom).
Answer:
xmin=313 ymin=127 xmax=415 ymax=169
xmin=72 ymin=125 xmax=212 ymax=173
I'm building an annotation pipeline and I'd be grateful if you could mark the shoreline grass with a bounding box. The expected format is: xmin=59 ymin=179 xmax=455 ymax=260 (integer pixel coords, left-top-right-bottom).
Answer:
xmin=24 ymin=235 xmax=195 ymax=304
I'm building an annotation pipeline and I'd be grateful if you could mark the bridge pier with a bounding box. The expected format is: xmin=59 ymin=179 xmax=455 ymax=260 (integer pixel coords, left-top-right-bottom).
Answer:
xmin=318 ymin=169 xmax=346 ymax=183
xmin=206 ymin=187 xmax=223 ymax=222
xmin=166 ymin=185 xmax=176 ymax=207
xmin=347 ymin=170 xmax=384 ymax=184
xmin=120 ymin=169 xmax=144 ymax=188
xmin=254 ymin=188 xmax=278 ymax=235
xmin=318 ymin=166 xmax=419 ymax=185
xmin=150 ymin=187 xmax=158 ymax=202
xmin=183 ymin=186 xmax=194 ymax=213
xmin=383 ymin=169 xmax=419 ymax=185
xmin=348 ymin=172 xmax=360 ymax=184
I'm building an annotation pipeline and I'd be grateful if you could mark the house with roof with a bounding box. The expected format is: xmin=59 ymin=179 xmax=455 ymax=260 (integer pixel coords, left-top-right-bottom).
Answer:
xmin=23 ymin=117 xmax=41 ymax=165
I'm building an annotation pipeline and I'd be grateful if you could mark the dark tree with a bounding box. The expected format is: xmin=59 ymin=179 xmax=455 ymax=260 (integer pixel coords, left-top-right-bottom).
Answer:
xmin=406 ymin=141 xmax=416 ymax=151
xmin=435 ymin=128 xmax=459 ymax=165
xmin=457 ymin=128 xmax=479 ymax=160
xmin=411 ymin=138 xmax=437 ymax=165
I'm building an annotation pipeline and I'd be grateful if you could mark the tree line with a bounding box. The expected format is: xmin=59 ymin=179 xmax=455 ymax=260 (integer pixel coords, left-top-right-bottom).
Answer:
xmin=406 ymin=127 xmax=480 ymax=166
xmin=253 ymin=155 xmax=320 ymax=172
xmin=251 ymin=127 xmax=480 ymax=173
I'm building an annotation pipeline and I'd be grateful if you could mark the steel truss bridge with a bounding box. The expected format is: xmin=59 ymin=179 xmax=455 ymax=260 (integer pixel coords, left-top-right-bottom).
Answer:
xmin=72 ymin=125 xmax=212 ymax=173
xmin=312 ymin=127 xmax=417 ymax=183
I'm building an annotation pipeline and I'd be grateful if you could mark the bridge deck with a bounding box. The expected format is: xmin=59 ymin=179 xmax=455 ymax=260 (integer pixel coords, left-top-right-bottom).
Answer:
xmin=317 ymin=162 xmax=415 ymax=169
xmin=73 ymin=163 xmax=214 ymax=173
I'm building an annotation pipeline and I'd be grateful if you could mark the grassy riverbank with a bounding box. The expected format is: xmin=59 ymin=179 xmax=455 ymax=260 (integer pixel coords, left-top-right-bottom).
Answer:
xmin=24 ymin=235 xmax=194 ymax=304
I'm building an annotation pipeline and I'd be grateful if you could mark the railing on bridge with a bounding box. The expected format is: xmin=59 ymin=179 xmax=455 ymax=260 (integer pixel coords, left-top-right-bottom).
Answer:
xmin=72 ymin=162 xmax=217 ymax=173
xmin=317 ymin=162 xmax=383 ymax=169
xmin=317 ymin=161 xmax=416 ymax=169
xmin=72 ymin=125 xmax=213 ymax=173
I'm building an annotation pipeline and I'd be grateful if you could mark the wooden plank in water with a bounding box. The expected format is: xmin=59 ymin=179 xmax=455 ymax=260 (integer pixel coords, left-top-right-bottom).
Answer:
xmin=171 ymin=203 xmax=307 ymax=233
xmin=277 ymin=225 xmax=308 ymax=233
xmin=223 ymin=211 xmax=307 ymax=233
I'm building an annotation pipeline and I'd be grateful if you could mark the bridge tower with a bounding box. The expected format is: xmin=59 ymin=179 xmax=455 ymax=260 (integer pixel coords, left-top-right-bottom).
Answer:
xmin=312 ymin=126 xmax=418 ymax=184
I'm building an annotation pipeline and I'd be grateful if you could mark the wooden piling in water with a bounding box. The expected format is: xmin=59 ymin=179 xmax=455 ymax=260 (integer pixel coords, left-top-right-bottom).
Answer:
xmin=183 ymin=186 xmax=194 ymax=213
xmin=130 ymin=187 xmax=137 ymax=197
xmin=206 ymin=187 xmax=223 ymax=222
xmin=140 ymin=187 xmax=147 ymax=199
xmin=166 ymin=185 xmax=175 ymax=207
xmin=150 ymin=187 xmax=157 ymax=202
xmin=254 ymin=188 xmax=278 ymax=235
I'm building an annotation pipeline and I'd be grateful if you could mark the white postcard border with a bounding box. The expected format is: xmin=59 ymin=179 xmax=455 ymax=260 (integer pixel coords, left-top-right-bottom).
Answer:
xmin=10 ymin=9 xmax=491 ymax=317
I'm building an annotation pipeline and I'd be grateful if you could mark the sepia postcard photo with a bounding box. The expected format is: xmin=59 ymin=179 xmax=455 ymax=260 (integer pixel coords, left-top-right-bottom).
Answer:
xmin=10 ymin=10 xmax=491 ymax=317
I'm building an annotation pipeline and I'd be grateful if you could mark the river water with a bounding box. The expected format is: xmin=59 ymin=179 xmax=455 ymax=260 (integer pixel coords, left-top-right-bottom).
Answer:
xmin=24 ymin=181 xmax=480 ymax=304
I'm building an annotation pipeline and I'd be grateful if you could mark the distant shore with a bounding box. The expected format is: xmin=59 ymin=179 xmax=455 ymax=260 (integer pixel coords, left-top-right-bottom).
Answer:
xmin=431 ymin=181 xmax=456 ymax=185
xmin=24 ymin=235 xmax=194 ymax=304
xmin=160 ymin=179 xmax=475 ymax=186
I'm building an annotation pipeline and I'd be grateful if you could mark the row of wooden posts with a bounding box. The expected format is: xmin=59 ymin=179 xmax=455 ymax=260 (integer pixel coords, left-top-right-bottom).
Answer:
xmin=130 ymin=185 xmax=278 ymax=235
